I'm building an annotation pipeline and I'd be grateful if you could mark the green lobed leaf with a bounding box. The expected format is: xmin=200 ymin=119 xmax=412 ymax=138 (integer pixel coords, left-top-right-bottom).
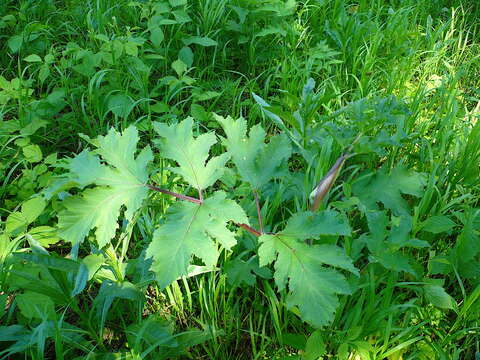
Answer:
xmin=146 ymin=191 xmax=248 ymax=289
xmin=154 ymin=118 xmax=229 ymax=191
xmin=64 ymin=150 xmax=103 ymax=188
xmin=353 ymin=165 xmax=425 ymax=215
xmin=362 ymin=211 xmax=428 ymax=275
xmin=258 ymin=211 xmax=357 ymax=327
xmin=216 ymin=114 xmax=291 ymax=189
xmin=58 ymin=126 xmax=152 ymax=247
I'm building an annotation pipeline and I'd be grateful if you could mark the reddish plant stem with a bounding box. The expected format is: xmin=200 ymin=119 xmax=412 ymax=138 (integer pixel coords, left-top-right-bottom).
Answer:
xmin=237 ymin=223 xmax=262 ymax=237
xmin=252 ymin=189 xmax=264 ymax=234
xmin=147 ymin=184 xmax=203 ymax=205
xmin=147 ymin=184 xmax=262 ymax=237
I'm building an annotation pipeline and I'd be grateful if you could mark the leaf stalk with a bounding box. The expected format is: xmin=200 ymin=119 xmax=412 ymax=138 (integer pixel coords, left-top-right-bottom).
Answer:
xmin=148 ymin=185 xmax=263 ymax=237
xmin=237 ymin=223 xmax=262 ymax=237
xmin=253 ymin=189 xmax=264 ymax=234
xmin=147 ymin=184 xmax=203 ymax=204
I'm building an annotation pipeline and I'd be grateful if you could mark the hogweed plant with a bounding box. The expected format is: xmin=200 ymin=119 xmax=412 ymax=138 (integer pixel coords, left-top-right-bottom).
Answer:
xmin=2 ymin=81 xmax=476 ymax=358
xmin=1 ymin=101 xmax=476 ymax=358
xmin=1 ymin=0 xmax=480 ymax=357
xmin=43 ymin=115 xmax=359 ymax=329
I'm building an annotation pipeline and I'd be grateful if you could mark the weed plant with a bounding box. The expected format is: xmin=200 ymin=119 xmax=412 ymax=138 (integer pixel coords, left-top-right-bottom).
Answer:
xmin=0 ymin=0 xmax=479 ymax=359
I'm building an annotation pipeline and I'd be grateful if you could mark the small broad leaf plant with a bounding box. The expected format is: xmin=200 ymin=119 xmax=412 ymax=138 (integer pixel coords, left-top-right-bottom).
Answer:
xmin=50 ymin=115 xmax=357 ymax=328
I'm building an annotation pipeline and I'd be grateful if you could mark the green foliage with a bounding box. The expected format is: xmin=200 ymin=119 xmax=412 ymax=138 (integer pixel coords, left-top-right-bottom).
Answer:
xmin=353 ymin=165 xmax=425 ymax=216
xmin=1 ymin=0 xmax=480 ymax=358
xmin=57 ymin=126 xmax=153 ymax=247
xmin=147 ymin=191 xmax=248 ymax=288
xmin=224 ymin=254 xmax=271 ymax=287
xmin=5 ymin=197 xmax=46 ymax=235
xmin=259 ymin=211 xmax=357 ymax=327
xmin=154 ymin=118 xmax=229 ymax=191
xmin=216 ymin=114 xmax=291 ymax=189
xmin=360 ymin=211 xmax=429 ymax=274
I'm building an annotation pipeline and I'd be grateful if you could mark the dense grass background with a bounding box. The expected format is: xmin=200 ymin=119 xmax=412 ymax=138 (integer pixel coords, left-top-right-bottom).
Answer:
xmin=1 ymin=0 xmax=479 ymax=359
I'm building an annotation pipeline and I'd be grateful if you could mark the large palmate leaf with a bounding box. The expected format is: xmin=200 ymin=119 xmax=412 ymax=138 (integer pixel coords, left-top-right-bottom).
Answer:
xmin=146 ymin=191 xmax=248 ymax=288
xmin=353 ymin=165 xmax=425 ymax=216
xmin=57 ymin=127 xmax=152 ymax=247
xmin=258 ymin=211 xmax=357 ymax=327
xmin=154 ymin=118 xmax=229 ymax=191
xmin=359 ymin=211 xmax=429 ymax=274
xmin=215 ymin=114 xmax=291 ymax=189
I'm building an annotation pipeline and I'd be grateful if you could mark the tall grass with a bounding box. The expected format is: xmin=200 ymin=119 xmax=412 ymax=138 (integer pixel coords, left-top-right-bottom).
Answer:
xmin=1 ymin=0 xmax=479 ymax=358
